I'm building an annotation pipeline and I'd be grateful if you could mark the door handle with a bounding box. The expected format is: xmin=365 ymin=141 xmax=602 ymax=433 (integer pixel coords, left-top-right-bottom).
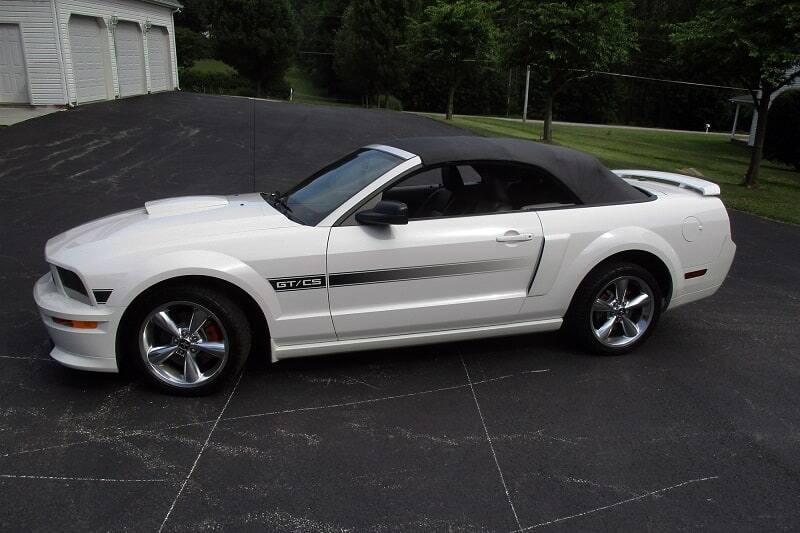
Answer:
xmin=496 ymin=232 xmax=534 ymax=243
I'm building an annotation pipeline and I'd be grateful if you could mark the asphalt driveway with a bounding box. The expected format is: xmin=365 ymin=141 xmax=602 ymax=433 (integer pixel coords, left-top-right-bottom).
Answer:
xmin=0 ymin=92 xmax=798 ymax=532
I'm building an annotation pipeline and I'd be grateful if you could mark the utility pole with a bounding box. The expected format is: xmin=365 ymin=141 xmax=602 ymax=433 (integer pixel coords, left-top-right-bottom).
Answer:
xmin=522 ymin=64 xmax=531 ymax=123
xmin=506 ymin=67 xmax=512 ymax=117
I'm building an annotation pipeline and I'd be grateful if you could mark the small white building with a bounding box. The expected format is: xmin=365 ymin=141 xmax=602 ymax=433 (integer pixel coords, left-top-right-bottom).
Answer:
xmin=0 ymin=0 xmax=181 ymax=107
xmin=730 ymin=67 xmax=800 ymax=146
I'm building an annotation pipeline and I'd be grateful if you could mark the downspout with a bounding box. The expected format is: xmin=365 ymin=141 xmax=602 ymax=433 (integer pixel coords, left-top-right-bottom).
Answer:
xmin=49 ymin=0 xmax=71 ymax=106
xmin=171 ymin=7 xmax=181 ymax=90
xmin=109 ymin=16 xmax=120 ymax=98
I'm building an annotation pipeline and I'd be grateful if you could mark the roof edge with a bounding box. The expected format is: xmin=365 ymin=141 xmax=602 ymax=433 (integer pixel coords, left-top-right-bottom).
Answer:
xmin=140 ymin=0 xmax=183 ymax=10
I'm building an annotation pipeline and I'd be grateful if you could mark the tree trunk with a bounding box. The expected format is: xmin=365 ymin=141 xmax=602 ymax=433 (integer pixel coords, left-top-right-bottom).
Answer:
xmin=256 ymin=79 xmax=262 ymax=99
xmin=446 ymin=85 xmax=455 ymax=120
xmin=743 ymin=90 xmax=772 ymax=187
xmin=543 ymin=93 xmax=554 ymax=141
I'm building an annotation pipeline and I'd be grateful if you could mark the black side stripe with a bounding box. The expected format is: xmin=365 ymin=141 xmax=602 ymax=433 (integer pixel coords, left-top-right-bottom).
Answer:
xmin=328 ymin=258 xmax=530 ymax=287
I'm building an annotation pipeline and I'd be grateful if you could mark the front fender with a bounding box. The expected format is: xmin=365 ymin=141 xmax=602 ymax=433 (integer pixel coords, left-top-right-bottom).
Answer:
xmin=109 ymin=250 xmax=277 ymax=331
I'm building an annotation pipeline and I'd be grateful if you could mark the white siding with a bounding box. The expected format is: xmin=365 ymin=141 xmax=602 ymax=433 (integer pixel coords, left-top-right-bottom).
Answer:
xmin=0 ymin=0 xmax=66 ymax=105
xmin=54 ymin=0 xmax=178 ymax=104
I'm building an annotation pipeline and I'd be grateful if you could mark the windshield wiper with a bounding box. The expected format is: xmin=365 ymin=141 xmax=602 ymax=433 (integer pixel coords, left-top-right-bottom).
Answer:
xmin=266 ymin=190 xmax=292 ymax=212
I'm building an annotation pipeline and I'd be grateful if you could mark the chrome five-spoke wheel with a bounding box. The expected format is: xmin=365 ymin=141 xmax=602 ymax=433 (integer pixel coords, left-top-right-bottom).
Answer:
xmin=590 ymin=275 xmax=655 ymax=348
xmin=139 ymin=301 xmax=229 ymax=387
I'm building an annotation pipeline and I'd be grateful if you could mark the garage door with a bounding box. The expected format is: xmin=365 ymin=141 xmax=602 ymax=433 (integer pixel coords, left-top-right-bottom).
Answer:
xmin=0 ymin=24 xmax=28 ymax=104
xmin=114 ymin=21 xmax=145 ymax=97
xmin=68 ymin=16 xmax=109 ymax=103
xmin=148 ymin=26 xmax=172 ymax=92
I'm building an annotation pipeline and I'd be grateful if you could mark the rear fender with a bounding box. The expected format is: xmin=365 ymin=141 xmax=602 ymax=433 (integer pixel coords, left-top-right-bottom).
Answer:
xmin=534 ymin=226 xmax=683 ymax=316
xmin=577 ymin=227 xmax=683 ymax=294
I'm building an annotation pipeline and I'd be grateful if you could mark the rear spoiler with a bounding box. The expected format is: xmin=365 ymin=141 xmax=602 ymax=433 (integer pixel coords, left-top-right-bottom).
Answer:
xmin=612 ymin=170 xmax=721 ymax=196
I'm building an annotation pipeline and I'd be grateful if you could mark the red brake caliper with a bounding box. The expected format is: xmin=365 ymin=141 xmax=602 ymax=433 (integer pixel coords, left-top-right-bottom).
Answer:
xmin=204 ymin=323 xmax=222 ymax=342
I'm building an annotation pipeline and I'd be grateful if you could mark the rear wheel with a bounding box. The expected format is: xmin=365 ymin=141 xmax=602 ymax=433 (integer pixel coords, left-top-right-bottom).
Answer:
xmin=123 ymin=284 xmax=251 ymax=395
xmin=565 ymin=262 xmax=662 ymax=355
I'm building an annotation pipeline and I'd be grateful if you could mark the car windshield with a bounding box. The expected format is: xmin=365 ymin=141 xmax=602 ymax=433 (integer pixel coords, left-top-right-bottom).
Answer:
xmin=272 ymin=148 xmax=402 ymax=225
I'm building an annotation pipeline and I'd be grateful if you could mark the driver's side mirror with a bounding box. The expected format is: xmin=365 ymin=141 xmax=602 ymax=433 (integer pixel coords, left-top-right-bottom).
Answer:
xmin=355 ymin=200 xmax=409 ymax=226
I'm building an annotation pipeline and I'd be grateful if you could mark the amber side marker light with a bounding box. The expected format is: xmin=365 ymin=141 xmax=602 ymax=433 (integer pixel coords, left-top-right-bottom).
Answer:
xmin=684 ymin=269 xmax=708 ymax=280
xmin=52 ymin=317 xmax=98 ymax=329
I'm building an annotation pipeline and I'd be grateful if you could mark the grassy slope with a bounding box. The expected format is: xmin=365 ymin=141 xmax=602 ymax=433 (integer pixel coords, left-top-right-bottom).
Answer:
xmin=441 ymin=115 xmax=799 ymax=224
xmin=284 ymin=66 xmax=358 ymax=107
xmin=188 ymin=59 xmax=237 ymax=75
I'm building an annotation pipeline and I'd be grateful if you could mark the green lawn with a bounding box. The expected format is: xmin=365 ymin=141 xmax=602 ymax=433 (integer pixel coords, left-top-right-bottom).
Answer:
xmin=436 ymin=115 xmax=800 ymax=225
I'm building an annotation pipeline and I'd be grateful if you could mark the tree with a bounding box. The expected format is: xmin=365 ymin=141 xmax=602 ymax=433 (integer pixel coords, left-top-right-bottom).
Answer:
xmin=175 ymin=26 xmax=213 ymax=68
xmin=506 ymin=1 xmax=636 ymax=141
xmin=174 ymin=0 xmax=216 ymax=33
xmin=333 ymin=0 xmax=410 ymax=106
xmin=295 ymin=0 xmax=349 ymax=94
xmin=408 ymin=0 xmax=499 ymax=120
xmin=671 ymin=0 xmax=800 ymax=187
xmin=213 ymin=0 xmax=299 ymax=97
xmin=764 ymin=89 xmax=800 ymax=171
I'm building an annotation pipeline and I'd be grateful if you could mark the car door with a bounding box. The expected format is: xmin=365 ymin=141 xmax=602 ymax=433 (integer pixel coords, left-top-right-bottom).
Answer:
xmin=325 ymin=164 xmax=544 ymax=340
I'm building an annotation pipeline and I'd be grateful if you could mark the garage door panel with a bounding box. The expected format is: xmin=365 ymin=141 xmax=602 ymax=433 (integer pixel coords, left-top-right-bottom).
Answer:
xmin=115 ymin=22 xmax=145 ymax=97
xmin=148 ymin=27 xmax=172 ymax=92
xmin=68 ymin=16 xmax=109 ymax=103
xmin=0 ymin=24 xmax=29 ymax=104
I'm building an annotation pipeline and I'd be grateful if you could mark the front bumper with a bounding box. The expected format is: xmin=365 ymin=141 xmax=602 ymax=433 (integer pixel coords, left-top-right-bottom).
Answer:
xmin=33 ymin=273 xmax=120 ymax=373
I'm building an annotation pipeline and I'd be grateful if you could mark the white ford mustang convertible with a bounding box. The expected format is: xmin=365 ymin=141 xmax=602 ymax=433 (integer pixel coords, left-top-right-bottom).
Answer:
xmin=35 ymin=136 xmax=736 ymax=394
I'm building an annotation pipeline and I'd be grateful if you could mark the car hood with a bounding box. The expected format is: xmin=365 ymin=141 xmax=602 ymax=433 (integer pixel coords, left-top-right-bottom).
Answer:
xmin=46 ymin=193 xmax=296 ymax=260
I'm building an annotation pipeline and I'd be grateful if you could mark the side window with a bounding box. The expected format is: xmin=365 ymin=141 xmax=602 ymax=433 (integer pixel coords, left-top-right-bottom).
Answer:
xmin=381 ymin=167 xmax=445 ymax=220
xmin=467 ymin=163 xmax=576 ymax=213
xmin=341 ymin=162 xmax=578 ymax=226
xmin=341 ymin=166 xmax=444 ymax=225
xmin=397 ymin=167 xmax=442 ymax=188
xmin=457 ymin=165 xmax=482 ymax=185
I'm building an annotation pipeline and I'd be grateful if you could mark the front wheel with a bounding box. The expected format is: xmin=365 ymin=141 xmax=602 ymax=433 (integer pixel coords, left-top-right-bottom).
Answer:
xmin=565 ymin=263 xmax=663 ymax=355
xmin=122 ymin=284 xmax=251 ymax=395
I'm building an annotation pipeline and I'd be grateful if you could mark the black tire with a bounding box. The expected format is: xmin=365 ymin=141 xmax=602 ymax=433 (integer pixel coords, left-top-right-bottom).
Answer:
xmin=120 ymin=283 xmax=251 ymax=396
xmin=564 ymin=262 xmax=663 ymax=355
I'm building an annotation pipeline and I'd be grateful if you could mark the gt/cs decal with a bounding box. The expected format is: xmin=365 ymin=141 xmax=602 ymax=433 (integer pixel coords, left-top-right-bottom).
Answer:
xmin=269 ymin=275 xmax=327 ymax=292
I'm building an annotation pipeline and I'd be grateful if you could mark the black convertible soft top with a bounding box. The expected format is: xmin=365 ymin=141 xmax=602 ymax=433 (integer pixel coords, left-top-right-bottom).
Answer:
xmin=386 ymin=136 xmax=647 ymax=205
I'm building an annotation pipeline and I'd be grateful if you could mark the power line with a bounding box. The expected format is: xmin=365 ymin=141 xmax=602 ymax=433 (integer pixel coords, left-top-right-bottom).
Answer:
xmin=569 ymin=69 xmax=748 ymax=91
xmin=295 ymin=50 xmax=748 ymax=91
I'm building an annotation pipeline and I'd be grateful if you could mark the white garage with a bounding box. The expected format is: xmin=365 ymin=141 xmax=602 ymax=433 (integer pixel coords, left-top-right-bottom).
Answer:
xmin=0 ymin=0 xmax=181 ymax=106
xmin=114 ymin=21 xmax=145 ymax=98
xmin=68 ymin=15 xmax=111 ymax=103
xmin=0 ymin=23 xmax=29 ymax=103
xmin=147 ymin=25 xmax=172 ymax=93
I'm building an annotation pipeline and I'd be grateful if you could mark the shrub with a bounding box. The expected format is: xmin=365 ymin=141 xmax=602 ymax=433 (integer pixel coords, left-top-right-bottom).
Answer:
xmin=764 ymin=88 xmax=800 ymax=171
xmin=179 ymin=59 xmax=292 ymax=100
xmin=179 ymin=59 xmax=260 ymax=97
